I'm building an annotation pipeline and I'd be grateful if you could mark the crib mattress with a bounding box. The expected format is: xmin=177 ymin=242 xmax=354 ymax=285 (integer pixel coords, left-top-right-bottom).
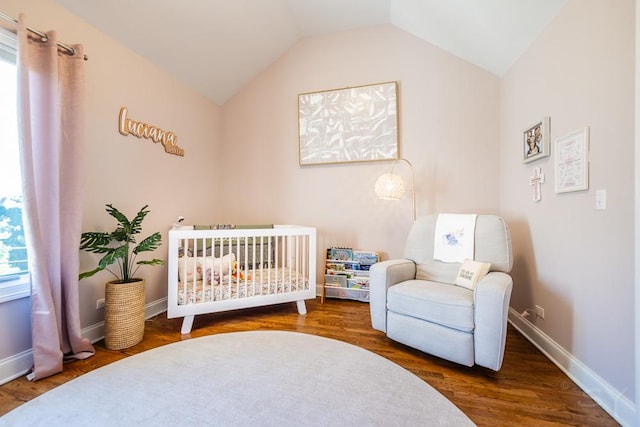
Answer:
xmin=177 ymin=267 xmax=309 ymax=305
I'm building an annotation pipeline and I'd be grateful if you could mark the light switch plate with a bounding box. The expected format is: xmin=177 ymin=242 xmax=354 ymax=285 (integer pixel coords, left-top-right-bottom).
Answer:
xmin=595 ymin=190 xmax=606 ymax=210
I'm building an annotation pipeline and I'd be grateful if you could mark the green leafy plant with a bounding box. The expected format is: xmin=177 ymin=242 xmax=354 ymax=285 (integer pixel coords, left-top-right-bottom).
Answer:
xmin=79 ymin=204 xmax=164 ymax=283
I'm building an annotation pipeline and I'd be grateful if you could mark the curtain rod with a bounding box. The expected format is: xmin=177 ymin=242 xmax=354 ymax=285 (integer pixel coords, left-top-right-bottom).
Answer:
xmin=0 ymin=11 xmax=88 ymax=60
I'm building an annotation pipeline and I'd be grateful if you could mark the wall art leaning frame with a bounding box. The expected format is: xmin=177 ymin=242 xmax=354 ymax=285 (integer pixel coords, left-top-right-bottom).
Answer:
xmin=523 ymin=116 xmax=550 ymax=163
xmin=298 ymin=81 xmax=399 ymax=166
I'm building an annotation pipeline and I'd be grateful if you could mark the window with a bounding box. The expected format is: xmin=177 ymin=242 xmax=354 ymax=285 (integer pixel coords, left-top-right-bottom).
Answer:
xmin=0 ymin=27 xmax=29 ymax=302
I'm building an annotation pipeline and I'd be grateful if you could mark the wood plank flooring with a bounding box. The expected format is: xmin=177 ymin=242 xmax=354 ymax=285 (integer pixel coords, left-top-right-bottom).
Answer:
xmin=0 ymin=298 xmax=619 ymax=426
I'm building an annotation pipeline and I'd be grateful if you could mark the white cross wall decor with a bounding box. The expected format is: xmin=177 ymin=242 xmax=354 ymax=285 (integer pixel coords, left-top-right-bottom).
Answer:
xmin=529 ymin=167 xmax=545 ymax=202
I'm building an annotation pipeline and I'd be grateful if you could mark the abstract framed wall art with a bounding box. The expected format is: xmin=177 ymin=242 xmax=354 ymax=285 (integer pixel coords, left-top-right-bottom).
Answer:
xmin=554 ymin=126 xmax=590 ymax=193
xmin=523 ymin=117 xmax=550 ymax=163
xmin=298 ymin=81 xmax=399 ymax=166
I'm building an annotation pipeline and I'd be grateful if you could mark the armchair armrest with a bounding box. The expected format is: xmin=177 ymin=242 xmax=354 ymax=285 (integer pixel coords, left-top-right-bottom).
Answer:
xmin=369 ymin=259 xmax=416 ymax=332
xmin=473 ymin=271 xmax=513 ymax=371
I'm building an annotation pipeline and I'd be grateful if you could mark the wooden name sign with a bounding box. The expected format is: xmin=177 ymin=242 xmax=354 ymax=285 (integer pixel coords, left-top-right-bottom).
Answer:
xmin=118 ymin=107 xmax=185 ymax=157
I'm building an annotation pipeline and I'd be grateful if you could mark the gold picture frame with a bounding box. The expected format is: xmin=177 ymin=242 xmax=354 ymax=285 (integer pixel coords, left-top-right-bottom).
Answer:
xmin=298 ymin=81 xmax=399 ymax=166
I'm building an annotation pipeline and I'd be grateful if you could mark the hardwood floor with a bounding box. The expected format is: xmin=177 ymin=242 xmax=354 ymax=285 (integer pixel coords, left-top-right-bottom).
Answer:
xmin=0 ymin=298 xmax=619 ymax=426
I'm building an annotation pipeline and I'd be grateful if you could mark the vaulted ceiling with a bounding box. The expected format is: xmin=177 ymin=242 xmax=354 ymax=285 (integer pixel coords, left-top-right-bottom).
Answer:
xmin=54 ymin=0 xmax=567 ymax=105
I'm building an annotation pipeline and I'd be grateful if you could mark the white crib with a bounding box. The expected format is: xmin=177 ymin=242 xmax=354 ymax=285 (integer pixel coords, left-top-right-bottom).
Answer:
xmin=167 ymin=224 xmax=317 ymax=334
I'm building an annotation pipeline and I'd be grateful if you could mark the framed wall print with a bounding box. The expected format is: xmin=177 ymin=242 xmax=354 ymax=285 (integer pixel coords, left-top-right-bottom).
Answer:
xmin=298 ymin=81 xmax=399 ymax=166
xmin=523 ymin=117 xmax=550 ymax=163
xmin=554 ymin=127 xmax=590 ymax=193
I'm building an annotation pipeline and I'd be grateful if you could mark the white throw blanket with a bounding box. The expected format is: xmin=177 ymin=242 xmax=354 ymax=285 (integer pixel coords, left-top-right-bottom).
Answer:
xmin=433 ymin=214 xmax=477 ymax=262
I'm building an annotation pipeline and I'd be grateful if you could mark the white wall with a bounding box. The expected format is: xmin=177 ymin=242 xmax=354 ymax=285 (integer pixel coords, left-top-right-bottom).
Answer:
xmin=223 ymin=3 xmax=636 ymax=422
xmin=0 ymin=0 xmax=222 ymax=364
xmin=635 ymin=1 xmax=640 ymax=423
xmin=0 ymin=1 xmax=636 ymax=424
xmin=500 ymin=0 xmax=635 ymax=413
xmin=221 ymin=24 xmax=501 ymax=280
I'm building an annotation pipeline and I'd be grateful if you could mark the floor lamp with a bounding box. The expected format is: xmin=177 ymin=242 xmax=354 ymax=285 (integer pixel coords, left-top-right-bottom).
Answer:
xmin=374 ymin=158 xmax=416 ymax=222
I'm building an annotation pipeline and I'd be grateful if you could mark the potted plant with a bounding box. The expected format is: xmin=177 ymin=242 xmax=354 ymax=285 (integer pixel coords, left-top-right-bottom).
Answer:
xmin=79 ymin=204 xmax=164 ymax=350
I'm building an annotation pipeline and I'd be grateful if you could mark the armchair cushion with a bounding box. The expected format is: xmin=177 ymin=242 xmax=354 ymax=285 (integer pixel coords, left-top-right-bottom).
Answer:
xmin=387 ymin=280 xmax=474 ymax=332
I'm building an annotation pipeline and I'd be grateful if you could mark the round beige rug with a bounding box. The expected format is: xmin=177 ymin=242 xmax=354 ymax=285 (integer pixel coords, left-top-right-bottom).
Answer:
xmin=0 ymin=331 xmax=475 ymax=426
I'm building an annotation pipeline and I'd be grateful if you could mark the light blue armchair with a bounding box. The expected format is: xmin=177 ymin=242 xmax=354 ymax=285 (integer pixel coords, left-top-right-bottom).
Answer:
xmin=369 ymin=214 xmax=513 ymax=371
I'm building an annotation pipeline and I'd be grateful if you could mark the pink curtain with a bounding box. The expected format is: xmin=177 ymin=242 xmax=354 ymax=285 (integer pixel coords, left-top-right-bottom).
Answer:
xmin=16 ymin=14 xmax=94 ymax=381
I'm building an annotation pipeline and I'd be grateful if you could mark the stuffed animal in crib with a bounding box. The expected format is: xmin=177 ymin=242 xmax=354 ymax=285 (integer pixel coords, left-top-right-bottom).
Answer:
xmin=231 ymin=260 xmax=251 ymax=281
xmin=202 ymin=253 xmax=235 ymax=285
xmin=231 ymin=261 xmax=243 ymax=280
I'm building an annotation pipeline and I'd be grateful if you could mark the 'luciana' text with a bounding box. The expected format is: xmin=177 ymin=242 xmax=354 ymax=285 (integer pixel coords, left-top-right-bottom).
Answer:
xmin=118 ymin=107 xmax=185 ymax=157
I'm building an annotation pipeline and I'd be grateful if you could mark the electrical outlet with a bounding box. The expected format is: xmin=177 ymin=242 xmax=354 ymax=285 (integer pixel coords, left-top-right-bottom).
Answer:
xmin=96 ymin=298 xmax=105 ymax=309
xmin=535 ymin=305 xmax=545 ymax=319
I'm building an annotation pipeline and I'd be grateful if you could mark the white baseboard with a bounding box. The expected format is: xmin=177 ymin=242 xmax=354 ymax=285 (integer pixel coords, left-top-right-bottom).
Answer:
xmin=0 ymin=298 xmax=169 ymax=385
xmin=508 ymin=308 xmax=635 ymax=427
xmin=0 ymin=349 xmax=33 ymax=386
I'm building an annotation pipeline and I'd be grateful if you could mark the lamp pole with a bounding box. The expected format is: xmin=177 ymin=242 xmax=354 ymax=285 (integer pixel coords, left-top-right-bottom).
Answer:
xmin=397 ymin=158 xmax=417 ymax=223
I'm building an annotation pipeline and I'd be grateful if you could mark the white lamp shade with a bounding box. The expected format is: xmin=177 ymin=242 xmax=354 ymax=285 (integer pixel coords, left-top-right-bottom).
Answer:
xmin=375 ymin=173 xmax=406 ymax=200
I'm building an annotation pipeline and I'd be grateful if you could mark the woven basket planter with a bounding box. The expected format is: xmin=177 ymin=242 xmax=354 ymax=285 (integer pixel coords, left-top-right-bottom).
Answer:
xmin=104 ymin=278 xmax=145 ymax=350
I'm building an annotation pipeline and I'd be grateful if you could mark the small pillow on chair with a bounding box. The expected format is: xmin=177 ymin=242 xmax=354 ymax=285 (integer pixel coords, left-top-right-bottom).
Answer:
xmin=455 ymin=259 xmax=491 ymax=290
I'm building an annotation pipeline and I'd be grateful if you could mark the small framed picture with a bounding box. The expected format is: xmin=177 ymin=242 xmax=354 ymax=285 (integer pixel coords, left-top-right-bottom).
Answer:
xmin=555 ymin=127 xmax=590 ymax=193
xmin=523 ymin=117 xmax=550 ymax=163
